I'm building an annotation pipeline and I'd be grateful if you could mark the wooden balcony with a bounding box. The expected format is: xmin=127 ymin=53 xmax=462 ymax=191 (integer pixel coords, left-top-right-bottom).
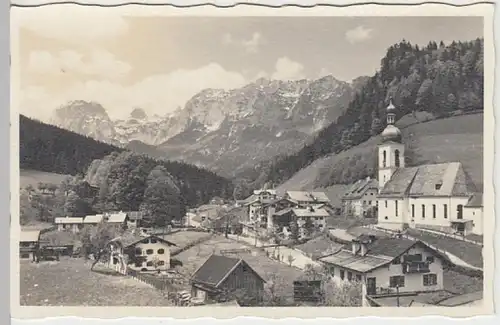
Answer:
xmin=402 ymin=261 xmax=430 ymax=274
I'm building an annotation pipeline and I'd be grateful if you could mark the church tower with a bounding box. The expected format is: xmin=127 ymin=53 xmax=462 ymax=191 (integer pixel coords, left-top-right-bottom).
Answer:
xmin=378 ymin=99 xmax=405 ymax=191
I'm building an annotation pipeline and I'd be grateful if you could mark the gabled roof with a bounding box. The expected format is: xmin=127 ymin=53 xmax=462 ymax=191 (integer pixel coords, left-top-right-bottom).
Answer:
xmin=253 ymin=189 xmax=277 ymax=196
xmin=262 ymin=197 xmax=299 ymax=207
xmin=466 ymin=193 xmax=483 ymax=207
xmin=319 ymin=237 xmax=441 ymax=273
xmin=286 ymin=191 xmax=330 ymax=203
xmin=191 ymin=254 xmax=265 ymax=289
xmin=107 ymin=212 xmax=127 ymax=223
xmin=379 ymin=162 xmax=477 ymax=198
xmin=125 ymin=211 xmax=144 ymax=220
xmin=292 ymin=208 xmax=330 ymax=218
xmin=54 ymin=217 xmax=84 ymax=224
xmin=20 ymin=230 xmax=41 ymax=242
xmin=111 ymin=234 xmax=177 ymax=248
xmin=83 ymin=214 xmax=104 ymax=224
xmin=343 ymin=178 xmax=378 ymax=200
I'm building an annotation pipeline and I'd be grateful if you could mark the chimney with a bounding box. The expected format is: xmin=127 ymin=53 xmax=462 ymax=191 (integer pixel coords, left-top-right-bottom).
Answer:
xmin=351 ymin=240 xmax=360 ymax=255
xmin=360 ymin=242 xmax=368 ymax=256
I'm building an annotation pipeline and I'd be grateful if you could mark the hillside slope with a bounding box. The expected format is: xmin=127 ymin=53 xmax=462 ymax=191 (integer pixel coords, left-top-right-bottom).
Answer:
xmin=278 ymin=112 xmax=483 ymax=192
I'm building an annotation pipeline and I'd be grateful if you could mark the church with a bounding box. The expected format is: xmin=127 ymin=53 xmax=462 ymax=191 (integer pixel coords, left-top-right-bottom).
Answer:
xmin=376 ymin=100 xmax=483 ymax=236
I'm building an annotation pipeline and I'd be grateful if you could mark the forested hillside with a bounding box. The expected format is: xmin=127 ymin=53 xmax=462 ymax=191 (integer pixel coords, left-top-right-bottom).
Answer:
xmin=241 ymin=38 xmax=484 ymax=188
xmin=19 ymin=115 xmax=234 ymax=226
xmin=20 ymin=115 xmax=122 ymax=176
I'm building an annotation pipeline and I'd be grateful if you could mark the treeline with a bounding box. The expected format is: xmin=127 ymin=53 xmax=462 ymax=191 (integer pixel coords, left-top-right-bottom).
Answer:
xmin=20 ymin=115 xmax=122 ymax=176
xmin=20 ymin=115 xmax=234 ymax=224
xmin=242 ymin=38 xmax=484 ymax=186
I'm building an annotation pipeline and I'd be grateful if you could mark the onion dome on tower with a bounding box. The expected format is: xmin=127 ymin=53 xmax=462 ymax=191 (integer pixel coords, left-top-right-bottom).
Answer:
xmin=381 ymin=98 xmax=402 ymax=143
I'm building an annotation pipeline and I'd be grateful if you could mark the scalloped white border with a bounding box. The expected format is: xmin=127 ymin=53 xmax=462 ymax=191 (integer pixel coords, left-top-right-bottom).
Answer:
xmin=9 ymin=0 xmax=498 ymax=322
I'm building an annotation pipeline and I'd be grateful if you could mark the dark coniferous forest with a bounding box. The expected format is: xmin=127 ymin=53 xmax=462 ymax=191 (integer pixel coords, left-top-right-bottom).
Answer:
xmin=241 ymin=38 xmax=484 ymax=187
xmin=19 ymin=115 xmax=234 ymax=222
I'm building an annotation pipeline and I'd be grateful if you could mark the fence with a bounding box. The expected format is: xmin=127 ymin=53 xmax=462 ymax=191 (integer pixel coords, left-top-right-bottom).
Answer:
xmin=126 ymin=268 xmax=182 ymax=292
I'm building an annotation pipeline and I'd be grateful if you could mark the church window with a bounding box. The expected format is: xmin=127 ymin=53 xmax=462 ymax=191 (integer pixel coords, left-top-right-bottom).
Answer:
xmin=395 ymin=150 xmax=400 ymax=167
xmin=395 ymin=200 xmax=398 ymax=216
xmin=383 ymin=151 xmax=387 ymax=167
xmin=385 ymin=201 xmax=388 ymax=208
xmin=411 ymin=204 xmax=415 ymax=219
xmin=421 ymin=205 xmax=426 ymax=219
xmin=457 ymin=205 xmax=464 ymax=219
xmin=444 ymin=204 xmax=448 ymax=219
xmin=432 ymin=205 xmax=436 ymax=219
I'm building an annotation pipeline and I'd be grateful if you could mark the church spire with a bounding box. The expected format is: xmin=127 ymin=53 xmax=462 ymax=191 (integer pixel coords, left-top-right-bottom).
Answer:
xmin=381 ymin=98 xmax=402 ymax=143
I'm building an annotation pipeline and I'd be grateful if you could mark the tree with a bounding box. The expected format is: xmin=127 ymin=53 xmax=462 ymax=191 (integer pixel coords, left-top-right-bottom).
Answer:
xmin=303 ymin=218 xmax=316 ymax=238
xmin=79 ymin=222 xmax=120 ymax=270
xmin=287 ymin=253 xmax=295 ymax=267
xmin=140 ymin=165 xmax=185 ymax=227
xmin=288 ymin=220 xmax=300 ymax=242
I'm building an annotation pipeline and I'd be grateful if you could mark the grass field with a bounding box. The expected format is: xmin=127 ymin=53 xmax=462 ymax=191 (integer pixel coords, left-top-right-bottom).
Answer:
xmin=279 ymin=112 xmax=483 ymax=191
xmin=20 ymin=258 xmax=172 ymax=306
xmin=20 ymin=169 xmax=70 ymax=189
xmin=174 ymin=235 xmax=305 ymax=302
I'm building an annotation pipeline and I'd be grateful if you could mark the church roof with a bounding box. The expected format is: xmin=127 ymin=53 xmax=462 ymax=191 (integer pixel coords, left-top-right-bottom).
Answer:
xmin=466 ymin=193 xmax=483 ymax=207
xmin=379 ymin=162 xmax=477 ymax=198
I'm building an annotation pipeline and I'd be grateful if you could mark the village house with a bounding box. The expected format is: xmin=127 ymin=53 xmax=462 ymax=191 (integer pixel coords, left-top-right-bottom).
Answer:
xmin=190 ymin=254 xmax=266 ymax=306
xmin=19 ymin=229 xmax=41 ymax=261
xmin=342 ymin=177 xmax=379 ymax=218
xmin=318 ymin=234 xmax=448 ymax=307
xmin=285 ymin=191 xmax=331 ymax=207
xmin=82 ymin=214 xmax=104 ymax=226
xmin=54 ymin=217 xmax=84 ymax=233
xmin=108 ymin=234 xmax=177 ymax=274
xmin=375 ymin=100 xmax=482 ymax=235
xmin=270 ymin=207 xmax=330 ymax=239
xmin=263 ymin=197 xmax=299 ymax=229
xmin=124 ymin=211 xmax=144 ymax=228
xmin=105 ymin=211 xmax=128 ymax=228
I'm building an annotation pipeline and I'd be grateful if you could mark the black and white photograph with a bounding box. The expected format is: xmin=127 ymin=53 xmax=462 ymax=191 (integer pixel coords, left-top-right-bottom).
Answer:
xmin=10 ymin=2 xmax=494 ymax=318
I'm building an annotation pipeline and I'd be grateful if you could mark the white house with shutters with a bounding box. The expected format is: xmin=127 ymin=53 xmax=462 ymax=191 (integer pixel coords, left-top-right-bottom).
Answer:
xmin=375 ymin=100 xmax=482 ymax=236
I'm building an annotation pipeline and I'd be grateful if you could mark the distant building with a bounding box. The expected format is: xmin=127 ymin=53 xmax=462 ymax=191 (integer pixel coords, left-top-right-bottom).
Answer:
xmin=82 ymin=214 xmax=104 ymax=226
xmin=105 ymin=211 xmax=128 ymax=228
xmin=376 ymin=100 xmax=481 ymax=235
xmin=54 ymin=217 xmax=84 ymax=233
xmin=285 ymin=191 xmax=331 ymax=206
xmin=19 ymin=230 xmax=41 ymax=261
xmin=190 ymin=254 xmax=266 ymax=306
xmin=109 ymin=234 xmax=177 ymax=273
xmin=318 ymin=235 xmax=448 ymax=307
xmin=271 ymin=207 xmax=330 ymax=238
xmin=342 ymin=177 xmax=379 ymax=218
xmin=124 ymin=211 xmax=144 ymax=228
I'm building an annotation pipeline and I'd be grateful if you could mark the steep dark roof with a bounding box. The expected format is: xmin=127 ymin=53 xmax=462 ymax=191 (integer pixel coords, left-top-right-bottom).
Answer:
xmin=364 ymin=237 xmax=416 ymax=258
xmin=112 ymin=234 xmax=177 ymax=248
xmin=466 ymin=193 xmax=483 ymax=207
xmin=343 ymin=178 xmax=378 ymax=200
xmin=379 ymin=162 xmax=477 ymax=198
xmin=191 ymin=254 xmax=265 ymax=288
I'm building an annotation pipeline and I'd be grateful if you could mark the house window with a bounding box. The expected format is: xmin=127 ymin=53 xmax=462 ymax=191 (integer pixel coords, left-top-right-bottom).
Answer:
xmin=150 ymin=238 xmax=158 ymax=244
xmin=426 ymin=256 xmax=435 ymax=263
xmin=389 ymin=275 xmax=405 ymax=288
xmin=411 ymin=204 xmax=415 ymax=219
xmin=385 ymin=201 xmax=388 ymax=208
xmin=392 ymin=257 xmax=401 ymax=265
xmin=422 ymin=205 xmax=426 ymax=219
xmin=383 ymin=150 xmax=387 ymax=167
xmin=444 ymin=204 xmax=448 ymax=219
xmin=363 ymin=201 xmax=366 ymax=205
xmin=435 ymin=183 xmax=442 ymax=190
xmin=146 ymin=249 xmax=154 ymax=255
xmin=158 ymin=260 xmax=165 ymax=266
xmin=457 ymin=205 xmax=464 ymax=219
xmin=135 ymin=248 xmax=142 ymax=255
xmin=356 ymin=274 xmax=362 ymax=282
xmin=395 ymin=200 xmax=398 ymax=216
xmin=135 ymin=261 xmax=143 ymax=267
xmin=395 ymin=149 xmax=400 ymax=167
xmin=158 ymin=248 xmax=165 ymax=254
xmin=423 ymin=274 xmax=437 ymax=286
xmin=146 ymin=261 xmax=153 ymax=267
xmin=347 ymin=272 xmax=353 ymax=281
xmin=340 ymin=269 xmax=345 ymax=280
xmin=432 ymin=204 xmax=436 ymax=219
xmin=141 ymin=239 xmax=149 ymax=244
xmin=368 ymin=201 xmax=372 ymax=205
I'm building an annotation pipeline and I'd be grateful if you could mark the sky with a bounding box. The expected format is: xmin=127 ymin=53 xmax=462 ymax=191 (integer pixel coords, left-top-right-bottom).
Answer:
xmin=13 ymin=6 xmax=484 ymax=122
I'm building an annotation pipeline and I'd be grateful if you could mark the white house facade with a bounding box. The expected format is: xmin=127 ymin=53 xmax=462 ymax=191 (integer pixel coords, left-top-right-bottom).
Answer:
xmin=342 ymin=177 xmax=379 ymax=218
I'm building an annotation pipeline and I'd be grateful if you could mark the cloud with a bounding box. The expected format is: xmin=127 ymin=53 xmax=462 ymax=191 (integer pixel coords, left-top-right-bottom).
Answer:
xmin=12 ymin=6 xmax=128 ymax=43
xmin=345 ymin=25 xmax=373 ymax=44
xmin=28 ymin=49 xmax=131 ymax=79
xmin=223 ymin=32 xmax=263 ymax=53
xmin=20 ymin=63 xmax=248 ymax=121
xmin=271 ymin=57 xmax=305 ymax=80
